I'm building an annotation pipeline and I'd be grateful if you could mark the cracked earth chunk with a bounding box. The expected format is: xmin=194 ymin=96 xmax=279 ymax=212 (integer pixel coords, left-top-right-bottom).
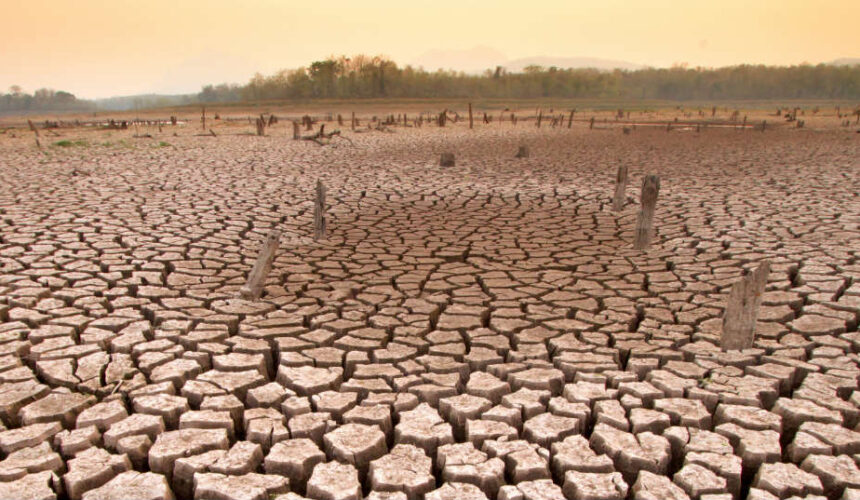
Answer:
xmin=278 ymin=366 xmax=342 ymax=397
xmin=715 ymin=423 xmax=782 ymax=468
xmin=800 ymin=454 xmax=860 ymax=499
xmin=265 ymin=438 xmax=326 ymax=493
xmin=103 ymin=413 xmax=164 ymax=450
xmin=563 ymin=470 xmax=628 ymax=500
xmin=672 ymin=463 xmax=727 ymax=499
xmin=323 ymin=423 xmax=387 ymax=477
xmin=590 ymin=424 xmax=671 ymax=483
xmin=193 ymin=472 xmax=289 ymax=500
xmin=0 ymin=470 xmax=60 ymax=500
xmin=148 ymin=428 xmax=230 ymax=482
xmin=772 ymin=397 xmax=844 ymax=432
xmin=439 ymin=394 xmax=493 ymax=439
xmin=179 ymin=410 xmax=235 ymax=440
xmin=80 ymin=471 xmax=174 ymax=500
xmin=551 ymin=435 xmax=615 ymax=476
xmin=0 ymin=442 xmax=63 ymax=481
xmin=753 ymin=462 xmax=824 ymax=499
xmin=0 ymin=379 xmax=51 ymax=427
xmin=368 ymin=444 xmax=435 ymax=498
xmin=713 ymin=404 xmax=782 ymax=433
xmin=209 ymin=440 xmax=264 ymax=475
xmin=0 ymin=421 xmax=63 ymax=454
xmin=64 ymin=447 xmax=132 ymax=500
xmin=632 ymin=470 xmax=691 ymax=500
xmin=437 ymin=442 xmax=505 ymax=498
xmin=54 ymin=425 xmax=100 ymax=457
xmin=424 ymin=482 xmax=489 ymax=500
xmin=132 ymin=393 xmax=189 ymax=429
xmin=306 ymin=461 xmax=362 ymax=500
xmin=395 ymin=403 xmax=454 ymax=458
xmin=522 ymin=412 xmax=580 ymax=448
xmin=19 ymin=390 xmax=95 ymax=429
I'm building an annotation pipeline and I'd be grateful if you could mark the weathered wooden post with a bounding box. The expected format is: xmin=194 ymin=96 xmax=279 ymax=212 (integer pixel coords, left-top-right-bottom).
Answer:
xmin=239 ymin=229 xmax=281 ymax=300
xmin=351 ymin=112 xmax=356 ymax=131
xmin=721 ymin=261 xmax=770 ymax=351
xmin=632 ymin=175 xmax=660 ymax=250
xmin=568 ymin=109 xmax=575 ymax=128
xmin=468 ymin=103 xmax=473 ymax=129
xmin=27 ymin=120 xmax=41 ymax=149
xmin=439 ymin=152 xmax=455 ymax=167
xmin=292 ymin=121 xmax=300 ymax=140
xmin=515 ymin=145 xmax=529 ymax=158
xmin=201 ymin=107 xmax=206 ymax=131
xmin=612 ymin=165 xmax=629 ymax=211
xmin=760 ymin=120 xmax=766 ymax=132
xmin=536 ymin=110 xmax=542 ymax=128
xmin=256 ymin=118 xmax=266 ymax=136
xmin=314 ymin=180 xmax=326 ymax=240
xmin=589 ymin=117 xmax=595 ymax=130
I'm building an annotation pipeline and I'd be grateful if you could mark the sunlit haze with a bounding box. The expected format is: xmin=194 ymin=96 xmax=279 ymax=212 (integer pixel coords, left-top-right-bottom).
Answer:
xmin=1 ymin=0 xmax=857 ymax=99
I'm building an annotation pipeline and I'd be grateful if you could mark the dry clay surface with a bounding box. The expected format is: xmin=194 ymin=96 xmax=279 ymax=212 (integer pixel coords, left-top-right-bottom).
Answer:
xmin=0 ymin=122 xmax=859 ymax=500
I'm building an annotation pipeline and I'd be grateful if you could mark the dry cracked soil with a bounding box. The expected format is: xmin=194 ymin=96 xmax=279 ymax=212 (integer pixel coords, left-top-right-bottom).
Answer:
xmin=0 ymin=111 xmax=858 ymax=500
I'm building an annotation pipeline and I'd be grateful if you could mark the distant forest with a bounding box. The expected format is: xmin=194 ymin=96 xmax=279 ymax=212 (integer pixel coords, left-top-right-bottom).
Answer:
xmin=3 ymin=56 xmax=858 ymax=113
xmin=198 ymin=55 xmax=860 ymax=102
xmin=0 ymin=86 xmax=92 ymax=113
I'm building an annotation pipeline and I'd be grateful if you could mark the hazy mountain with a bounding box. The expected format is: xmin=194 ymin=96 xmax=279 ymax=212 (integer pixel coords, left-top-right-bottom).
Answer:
xmin=410 ymin=46 xmax=644 ymax=73
xmin=830 ymin=58 xmax=860 ymax=66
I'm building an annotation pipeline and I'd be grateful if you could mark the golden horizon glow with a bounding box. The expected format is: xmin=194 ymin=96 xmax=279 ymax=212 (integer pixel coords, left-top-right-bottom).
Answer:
xmin=1 ymin=0 xmax=857 ymax=99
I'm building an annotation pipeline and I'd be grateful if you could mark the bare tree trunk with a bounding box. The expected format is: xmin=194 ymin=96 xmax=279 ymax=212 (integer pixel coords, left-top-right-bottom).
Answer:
xmin=612 ymin=165 xmax=628 ymax=211
xmin=314 ymin=180 xmax=327 ymax=240
xmin=201 ymin=107 xmax=206 ymax=131
xmin=469 ymin=103 xmax=473 ymax=129
xmin=27 ymin=120 xmax=41 ymax=149
xmin=633 ymin=175 xmax=660 ymax=250
xmin=239 ymin=229 xmax=281 ymax=300
xmin=721 ymin=261 xmax=770 ymax=351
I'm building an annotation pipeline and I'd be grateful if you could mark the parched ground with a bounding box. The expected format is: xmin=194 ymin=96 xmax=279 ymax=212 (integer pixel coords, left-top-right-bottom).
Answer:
xmin=0 ymin=116 xmax=859 ymax=500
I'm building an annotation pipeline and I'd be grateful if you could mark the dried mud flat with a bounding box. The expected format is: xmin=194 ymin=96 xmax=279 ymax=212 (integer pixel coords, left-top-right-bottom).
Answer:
xmin=0 ymin=119 xmax=859 ymax=500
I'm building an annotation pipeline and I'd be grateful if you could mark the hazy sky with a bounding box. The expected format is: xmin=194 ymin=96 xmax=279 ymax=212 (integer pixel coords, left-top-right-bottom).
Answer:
xmin=2 ymin=0 xmax=857 ymax=99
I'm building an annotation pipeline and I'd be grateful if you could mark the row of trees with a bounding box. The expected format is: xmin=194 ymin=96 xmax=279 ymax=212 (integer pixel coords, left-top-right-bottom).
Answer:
xmin=197 ymin=55 xmax=860 ymax=102
xmin=1 ymin=86 xmax=92 ymax=112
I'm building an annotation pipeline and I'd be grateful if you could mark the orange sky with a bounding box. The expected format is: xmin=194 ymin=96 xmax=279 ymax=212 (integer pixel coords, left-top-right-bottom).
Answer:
xmin=1 ymin=0 xmax=857 ymax=99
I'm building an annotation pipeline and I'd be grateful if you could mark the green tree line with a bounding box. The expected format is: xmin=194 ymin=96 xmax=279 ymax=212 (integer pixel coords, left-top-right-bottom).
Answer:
xmin=1 ymin=86 xmax=92 ymax=113
xmin=197 ymin=55 xmax=860 ymax=102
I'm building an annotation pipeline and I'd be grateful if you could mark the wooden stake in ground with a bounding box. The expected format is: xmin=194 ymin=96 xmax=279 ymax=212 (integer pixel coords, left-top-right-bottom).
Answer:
xmin=255 ymin=118 xmax=266 ymax=136
xmin=201 ymin=107 xmax=206 ymax=131
xmin=351 ymin=112 xmax=356 ymax=131
xmin=292 ymin=121 xmax=300 ymax=140
xmin=313 ymin=180 xmax=327 ymax=240
xmin=632 ymin=175 xmax=660 ymax=250
xmin=468 ymin=103 xmax=473 ymax=129
xmin=439 ymin=152 xmax=455 ymax=167
xmin=721 ymin=261 xmax=770 ymax=351
xmin=239 ymin=229 xmax=281 ymax=300
xmin=27 ymin=120 xmax=41 ymax=149
xmin=536 ymin=110 xmax=542 ymax=128
xmin=612 ymin=164 xmax=629 ymax=211
xmin=568 ymin=109 xmax=575 ymax=128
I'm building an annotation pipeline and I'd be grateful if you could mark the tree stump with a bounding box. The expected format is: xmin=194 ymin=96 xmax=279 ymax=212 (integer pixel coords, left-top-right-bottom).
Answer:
xmin=240 ymin=230 xmax=281 ymax=300
xmin=313 ymin=180 xmax=326 ymax=241
xmin=536 ymin=110 xmax=543 ymax=128
xmin=293 ymin=122 xmax=300 ymax=140
xmin=632 ymin=175 xmax=660 ymax=250
xmin=568 ymin=109 xmax=575 ymax=128
xmin=255 ymin=118 xmax=265 ymax=137
xmin=721 ymin=261 xmax=770 ymax=351
xmin=469 ymin=103 xmax=473 ymax=129
xmin=515 ymin=146 xmax=529 ymax=158
xmin=201 ymin=107 xmax=206 ymax=131
xmin=612 ymin=165 xmax=629 ymax=212
xmin=351 ymin=112 xmax=356 ymax=131
xmin=589 ymin=117 xmax=595 ymax=129
xmin=439 ymin=153 xmax=455 ymax=167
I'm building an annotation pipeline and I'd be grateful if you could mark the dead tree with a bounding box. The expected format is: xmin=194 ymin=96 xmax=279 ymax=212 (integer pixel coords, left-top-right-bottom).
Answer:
xmin=589 ymin=117 xmax=595 ymax=130
xmin=256 ymin=118 xmax=266 ymax=136
xmin=170 ymin=116 xmax=177 ymax=126
xmin=268 ymin=114 xmax=277 ymax=126
xmin=469 ymin=103 xmax=473 ymax=129
xmin=612 ymin=165 xmax=629 ymax=211
xmin=292 ymin=121 xmax=300 ymax=140
xmin=314 ymin=180 xmax=327 ymax=240
xmin=721 ymin=261 xmax=770 ymax=351
xmin=27 ymin=120 xmax=41 ymax=149
xmin=338 ymin=114 xmax=343 ymax=126
xmin=239 ymin=229 xmax=281 ymax=300
xmin=303 ymin=115 xmax=314 ymax=131
xmin=568 ymin=109 xmax=575 ymax=128
xmin=633 ymin=175 xmax=660 ymax=250
xmin=351 ymin=112 xmax=356 ymax=131
xmin=536 ymin=110 xmax=542 ymax=128
xmin=201 ymin=107 xmax=206 ymax=131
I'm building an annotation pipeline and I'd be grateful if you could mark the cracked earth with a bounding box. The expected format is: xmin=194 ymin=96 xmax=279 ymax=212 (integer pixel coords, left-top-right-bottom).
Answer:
xmin=0 ymin=116 xmax=858 ymax=500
